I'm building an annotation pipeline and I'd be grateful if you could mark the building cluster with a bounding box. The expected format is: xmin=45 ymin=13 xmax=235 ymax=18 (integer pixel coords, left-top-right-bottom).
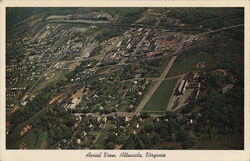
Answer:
xmin=175 ymin=72 xmax=201 ymax=100
xmin=62 ymin=112 xmax=146 ymax=149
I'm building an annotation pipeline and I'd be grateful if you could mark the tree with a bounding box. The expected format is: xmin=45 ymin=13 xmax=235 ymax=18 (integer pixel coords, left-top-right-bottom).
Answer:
xmin=140 ymin=133 xmax=152 ymax=148
xmin=123 ymin=136 xmax=136 ymax=149
xmin=106 ymin=142 xmax=115 ymax=149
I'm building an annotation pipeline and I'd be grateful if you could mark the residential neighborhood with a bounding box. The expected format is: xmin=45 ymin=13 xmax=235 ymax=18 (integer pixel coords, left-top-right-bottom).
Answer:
xmin=6 ymin=7 xmax=244 ymax=150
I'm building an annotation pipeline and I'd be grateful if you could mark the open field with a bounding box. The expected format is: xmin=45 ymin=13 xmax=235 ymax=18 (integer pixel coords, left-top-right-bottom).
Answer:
xmin=30 ymin=70 xmax=66 ymax=93
xmin=141 ymin=111 xmax=165 ymax=115
xmin=143 ymin=79 xmax=178 ymax=111
xmin=6 ymin=104 xmax=51 ymax=149
xmin=141 ymin=56 xmax=172 ymax=78
xmin=14 ymin=129 xmax=48 ymax=149
xmin=167 ymin=50 xmax=214 ymax=77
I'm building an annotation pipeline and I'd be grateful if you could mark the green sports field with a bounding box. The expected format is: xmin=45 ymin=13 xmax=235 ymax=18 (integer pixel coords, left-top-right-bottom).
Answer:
xmin=143 ymin=79 xmax=178 ymax=111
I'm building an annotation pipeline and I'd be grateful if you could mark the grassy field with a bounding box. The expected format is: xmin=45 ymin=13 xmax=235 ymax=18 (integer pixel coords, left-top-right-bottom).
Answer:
xmin=14 ymin=130 xmax=37 ymax=149
xmin=142 ymin=56 xmax=172 ymax=78
xmin=143 ymin=79 xmax=178 ymax=111
xmin=30 ymin=70 xmax=66 ymax=93
xmin=13 ymin=129 xmax=48 ymax=149
xmin=167 ymin=51 xmax=214 ymax=77
xmin=7 ymin=105 xmax=50 ymax=149
xmin=36 ymin=131 xmax=48 ymax=149
xmin=141 ymin=111 xmax=165 ymax=115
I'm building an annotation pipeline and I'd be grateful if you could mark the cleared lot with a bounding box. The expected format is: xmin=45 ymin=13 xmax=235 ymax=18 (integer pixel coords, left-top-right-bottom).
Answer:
xmin=143 ymin=78 xmax=178 ymax=111
xmin=167 ymin=50 xmax=214 ymax=77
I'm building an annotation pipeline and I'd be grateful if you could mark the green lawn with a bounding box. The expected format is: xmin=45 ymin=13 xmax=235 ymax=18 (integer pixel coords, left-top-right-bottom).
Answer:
xmin=36 ymin=131 xmax=48 ymax=149
xmin=143 ymin=79 xmax=178 ymax=111
xmin=167 ymin=51 xmax=214 ymax=77
xmin=14 ymin=130 xmax=37 ymax=149
xmin=7 ymin=105 xmax=51 ymax=149
xmin=14 ymin=129 xmax=49 ymax=149
xmin=141 ymin=111 xmax=165 ymax=115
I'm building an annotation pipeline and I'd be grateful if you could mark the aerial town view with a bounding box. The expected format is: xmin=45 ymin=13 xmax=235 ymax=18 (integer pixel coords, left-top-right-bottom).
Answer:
xmin=6 ymin=7 xmax=244 ymax=149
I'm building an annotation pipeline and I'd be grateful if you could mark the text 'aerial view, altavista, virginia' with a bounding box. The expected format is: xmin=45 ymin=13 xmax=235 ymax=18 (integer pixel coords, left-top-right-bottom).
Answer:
xmin=6 ymin=7 xmax=244 ymax=150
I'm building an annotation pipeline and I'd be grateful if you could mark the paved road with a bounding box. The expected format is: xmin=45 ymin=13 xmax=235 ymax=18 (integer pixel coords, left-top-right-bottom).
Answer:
xmin=202 ymin=24 xmax=244 ymax=36
xmin=134 ymin=56 xmax=177 ymax=115
xmin=73 ymin=111 xmax=135 ymax=118
xmin=6 ymin=54 xmax=64 ymax=117
xmin=164 ymin=73 xmax=186 ymax=80
xmin=92 ymin=122 xmax=108 ymax=145
xmin=118 ymin=15 xmax=164 ymax=101
xmin=134 ymin=37 xmax=186 ymax=115
xmin=124 ymin=77 xmax=159 ymax=82
xmin=41 ymin=54 xmax=103 ymax=65
xmin=172 ymin=103 xmax=188 ymax=112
